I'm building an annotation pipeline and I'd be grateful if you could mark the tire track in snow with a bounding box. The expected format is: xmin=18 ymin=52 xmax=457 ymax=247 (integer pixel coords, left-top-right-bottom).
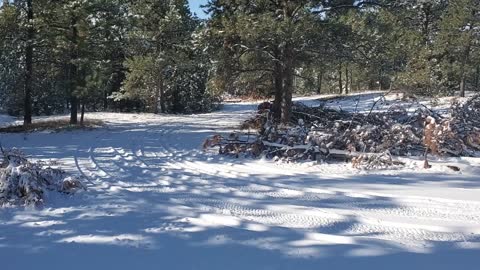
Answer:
xmin=70 ymin=110 xmax=480 ymax=251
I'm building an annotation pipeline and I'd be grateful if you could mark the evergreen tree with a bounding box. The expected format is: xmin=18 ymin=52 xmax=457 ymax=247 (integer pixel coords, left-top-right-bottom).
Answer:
xmin=0 ymin=2 xmax=23 ymax=116
xmin=437 ymin=0 xmax=480 ymax=96
xmin=115 ymin=0 xmax=213 ymax=113
xmin=205 ymin=0 xmax=386 ymax=123
xmin=1 ymin=0 xmax=479 ymax=123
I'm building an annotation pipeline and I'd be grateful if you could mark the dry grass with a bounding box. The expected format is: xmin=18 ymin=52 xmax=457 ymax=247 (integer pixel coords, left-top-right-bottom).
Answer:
xmin=0 ymin=119 xmax=104 ymax=133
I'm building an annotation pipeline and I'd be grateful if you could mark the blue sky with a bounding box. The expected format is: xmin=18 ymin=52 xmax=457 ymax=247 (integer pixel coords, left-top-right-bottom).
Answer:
xmin=188 ymin=0 xmax=209 ymax=19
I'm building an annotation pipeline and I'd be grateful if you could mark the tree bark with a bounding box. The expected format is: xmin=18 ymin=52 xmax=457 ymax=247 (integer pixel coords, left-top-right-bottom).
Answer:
xmin=80 ymin=102 xmax=85 ymax=125
xmin=281 ymin=42 xmax=294 ymax=124
xmin=475 ymin=65 xmax=480 ymax=91
xmin=69 ymin=15 xmax=78 ymax=124
xmin=23 ymin=0 xmax=34 ymax=126
xmin=338 ymin=64 xmax=343 ymax=94
xmin=421 ymin=5 xmax=431 ymax=46
xmin=70 ymin=96 xmax=78 ymax=124
xmin=159 ymin=76 xmax=166 ymax=114
xmin=349 ymin=68 xmax=353 ymax=93
xmin=103 ymin=90 xmax=108 ymax=110
xmin=155 ymin=74 xmax=165 ymax=114
xmin=459 ymin=33 xmax=472 ymax=98
xmin=344 ymin=64 xmax=349 ymax=95
xmin=272 ymin=47 xmax=283 ymax=121
xmin=460 ymin=72 xmax=466 ymax=98
xmin=378 ymin=68 xmax=383 ymax=91
xmin=316 ymin=70 xmax=323 ymax=94
xmin=154 ymin=84 xmax=160 ymax=114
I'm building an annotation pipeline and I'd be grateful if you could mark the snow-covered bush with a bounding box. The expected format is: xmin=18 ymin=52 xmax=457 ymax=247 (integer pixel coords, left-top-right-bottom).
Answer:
xmin=0 ymin=148 xmax=85 ymax=207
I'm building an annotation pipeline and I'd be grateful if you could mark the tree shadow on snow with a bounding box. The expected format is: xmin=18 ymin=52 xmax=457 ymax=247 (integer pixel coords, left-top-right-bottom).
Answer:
xmin=0 ymin=111 xmax=479 ymax=270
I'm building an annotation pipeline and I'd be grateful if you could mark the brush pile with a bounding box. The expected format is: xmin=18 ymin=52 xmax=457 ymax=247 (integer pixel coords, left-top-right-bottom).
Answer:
xmin=0 ymin=148 xmax=85 ymax=207
xmin=204 ymin=94 xmax=480 ymax=167
xmin=449 ymin=95 xmax=480 ymax=153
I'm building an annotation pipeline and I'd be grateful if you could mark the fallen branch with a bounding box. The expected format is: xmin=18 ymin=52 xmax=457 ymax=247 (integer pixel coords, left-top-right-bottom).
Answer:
xmin=205 ymin=94 xmax=480 ymax=168
xmin=0 ymin=148 xmax=85 ymax=207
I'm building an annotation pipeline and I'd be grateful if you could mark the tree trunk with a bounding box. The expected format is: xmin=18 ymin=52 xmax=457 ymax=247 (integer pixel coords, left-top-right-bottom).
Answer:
xmin=160 ymin=86 xmax=166 ymax=114
xmin=154 ymin=74 xmax=165 ymax=114
xmin=80 ymin=102 xmax=85 ymax=125
xmin=70 ymin=96 xmax=78 ymax=124
xmin=356 ymin=76 xmax=361 ymax=92
xmin=154 ymin=85 xmax=160 ymax=114
xmin=475 ymin=65 xmax=480 ymax=91
xmin=69 ymin=15 xmax=78 ymax=124
xmin=159 ymin=76 xmax=166 ymax=113
xmin=316 ymin=70 xmax=323 ymax=94
xmin=273 ymin=71 xmax=283 ymax=121
xmin=344 ymin=64 xmax=349 ymax=95
xmin=459 ymin=35 xmax=472 ymax=98
xmin=23 ymin=0 xmax=34 ymax=126
xmin=460 ymin=73 xmax=466 ymax=98
xmin=422 ymin=10 xmax=430 ymax=46
xmin=281 ymin=43 xmax=294 ymax=124
xmin=338 ymin=64 xmax=343 ymax=94
xmin=272 ymin=47 xmax=283 ymax=121
xmin=349 ymin=68 xmax=353 ymax=93
xmin=103 ymin=90 xmax=108 ymax=110
xmin=378 ymin=68 xmax=383 ymax=91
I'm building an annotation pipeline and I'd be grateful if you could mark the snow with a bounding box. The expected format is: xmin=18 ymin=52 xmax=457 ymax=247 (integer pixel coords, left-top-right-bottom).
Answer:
xmin=296 ymin=91 xmax=474 ymax=116
xmin=0 ymin=114 xmax=16 ymax=127
xmin=1 ymin=96 xmax=480 ymax=269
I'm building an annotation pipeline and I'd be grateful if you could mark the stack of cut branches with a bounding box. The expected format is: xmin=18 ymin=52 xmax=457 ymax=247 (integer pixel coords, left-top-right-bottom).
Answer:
xmin=203 ymin=133 xmax=264 ymax=158
xmin=424 ymin=95 xmax=480 ymax=158
xmin=449 ymin=95 xmax=480 ymax=154
xmin=204 ymin=94 xmax=480 ymax=168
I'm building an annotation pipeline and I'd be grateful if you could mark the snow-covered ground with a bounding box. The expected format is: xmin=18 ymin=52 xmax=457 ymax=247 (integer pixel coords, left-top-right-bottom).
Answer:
xmin=300 ymin=91 xmax=473 ymax=115
xmin=0 ymin=114 xmax=16 ymax=127
xmin=1 ymin=96 xmax=480 ymax=270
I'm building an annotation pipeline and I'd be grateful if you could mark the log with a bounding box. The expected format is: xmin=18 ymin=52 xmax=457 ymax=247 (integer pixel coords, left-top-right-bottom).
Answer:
xmin=262 ymin=141 xmax=313 ymax=150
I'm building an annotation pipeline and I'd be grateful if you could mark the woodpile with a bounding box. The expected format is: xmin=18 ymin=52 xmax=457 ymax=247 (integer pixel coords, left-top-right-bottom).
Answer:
xmin=449 ymin=94 xmax=480 ymax=154
xmin=424 ymin=95 xmax=480 ymax=159
xmin=204 ymin=94 xmax=480 ymax=168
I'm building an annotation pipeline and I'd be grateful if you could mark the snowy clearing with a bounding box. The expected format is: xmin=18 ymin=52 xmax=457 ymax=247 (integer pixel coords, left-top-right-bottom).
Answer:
xmin=1 ymin=95 xmax=480 ymax=270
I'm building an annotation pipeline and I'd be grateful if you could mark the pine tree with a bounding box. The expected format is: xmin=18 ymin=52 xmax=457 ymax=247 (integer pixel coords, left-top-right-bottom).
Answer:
xmin=23 ymin=0 xmax=33 ymax=125
xmin=437 ymin=0 xmax=480 ymax=97
xmin=117 ymin=0 xmax=209 ymax=114
xmin=205 ymin=0 xmax=385 ymax=123
xmin=0 ymin=3 xmax=23 ymax=116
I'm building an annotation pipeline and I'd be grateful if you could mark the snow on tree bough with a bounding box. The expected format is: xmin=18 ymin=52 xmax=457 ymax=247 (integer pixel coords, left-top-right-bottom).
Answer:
xmin=0 ymin=147 xmax=85 ymax=207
